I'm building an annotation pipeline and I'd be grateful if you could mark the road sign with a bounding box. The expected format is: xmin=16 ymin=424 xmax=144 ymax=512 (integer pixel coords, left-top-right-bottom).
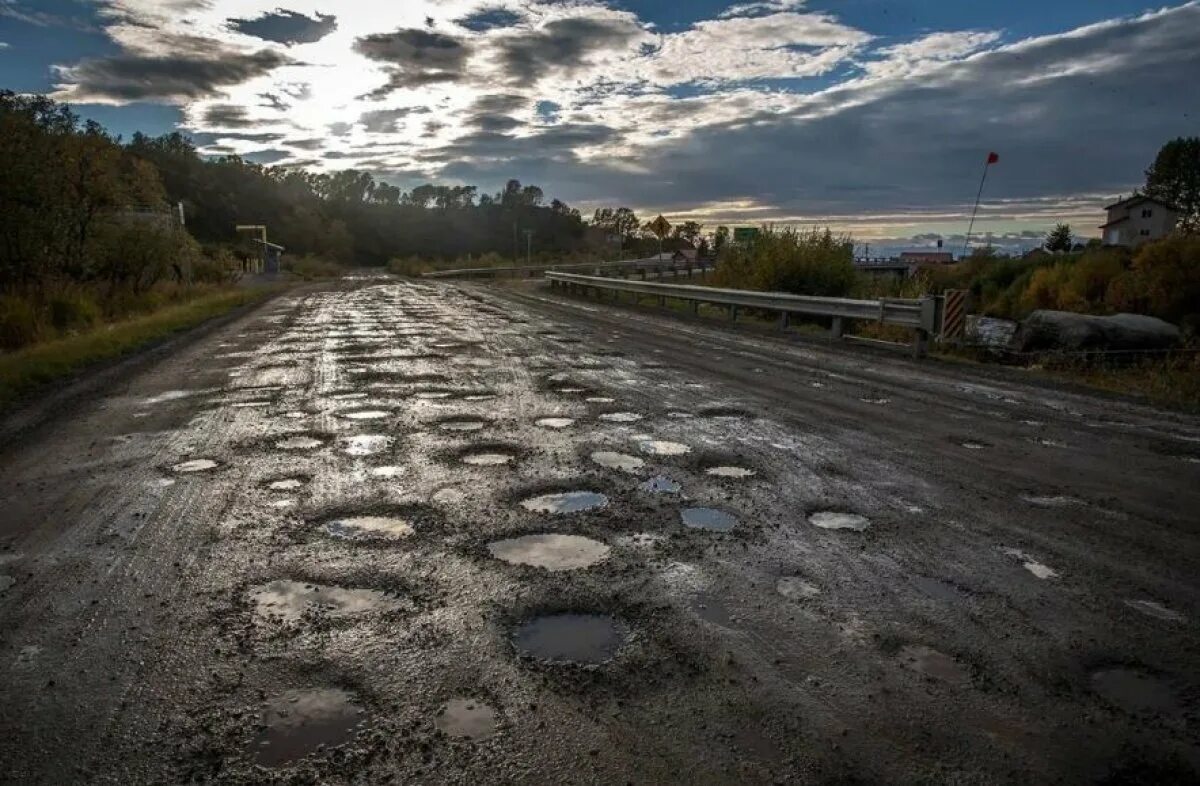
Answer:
xmin=732 ymin=227 xmax=760 ymax=245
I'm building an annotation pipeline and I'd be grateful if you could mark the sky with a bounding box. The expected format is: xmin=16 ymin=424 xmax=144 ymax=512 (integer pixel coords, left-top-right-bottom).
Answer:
xmin=2 ymin=0 xmax=1197 ymax=254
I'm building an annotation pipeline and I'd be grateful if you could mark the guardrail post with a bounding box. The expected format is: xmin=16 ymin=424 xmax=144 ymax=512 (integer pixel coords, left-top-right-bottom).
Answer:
xmin=830 ymin=316 xmax=844 ymax=338
xmin=912 ymin=329 xmax=929 ymax=359
xmin=731 ymin=305 xmax=739 ymax=322
xmin=657 ymin=294 xmax=666 ymax=307
xmin=691 ymin=300 xmax=699 ymax=315
xmin=779 ymin=312 xmax=790 ymax=329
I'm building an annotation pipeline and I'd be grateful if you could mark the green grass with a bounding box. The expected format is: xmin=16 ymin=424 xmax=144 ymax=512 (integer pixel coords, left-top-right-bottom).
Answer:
xmin=0 ymin=287 xmax=273 ymax=410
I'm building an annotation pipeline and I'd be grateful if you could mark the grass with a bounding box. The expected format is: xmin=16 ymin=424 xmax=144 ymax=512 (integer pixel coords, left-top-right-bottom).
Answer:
xmin=0 ymin=287 xmax=273 ymax=411
xmin=1035 ymin=353 xmax=1200 ymax=412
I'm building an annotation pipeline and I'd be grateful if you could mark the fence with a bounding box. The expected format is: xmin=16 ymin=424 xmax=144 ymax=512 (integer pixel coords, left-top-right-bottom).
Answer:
xmin=423 ymin=256 xmax=715 ymax=280
xmin=547 ymin=272 xmax=939 ymax=358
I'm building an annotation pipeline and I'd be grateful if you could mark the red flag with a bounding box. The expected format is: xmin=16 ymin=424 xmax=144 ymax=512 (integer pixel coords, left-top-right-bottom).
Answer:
xmin=987 ymin=151 xmax=999 ymax=164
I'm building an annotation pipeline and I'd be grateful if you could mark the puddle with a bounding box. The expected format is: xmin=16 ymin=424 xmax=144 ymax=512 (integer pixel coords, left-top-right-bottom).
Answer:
xmin=520 ymin=491 xmax=608 ymax=514
xmin=1124 ymin=599 xmax=1185 ymax=623
xmin=343 ymin=435 xmax=391 ymax=456
xmin=776 ymin=576 xmax=820 ymax=600
xmin=325 ymin=515 xmax=415 ymax=541
xmin=641 ymin=475 xmax=681 ymax=494
xmin=535 ymin=417 xmax=575 ymax=429
xmin=898 ymin=645 xmax=969 ymax=687
xmin=586 ymin=397 xmax=615 ymax=404
xmin=370 ymin=465 xmax=405 ymax=478
xmin=331 ymin=392 xmax=368 ymax=401
xmin=691 ymin=593 xmax=737 ymax=628
xmin=232 ymin=400 xmax=272 ymax=409
xmin=270 ymin=499 xmax=296 ymax=509
xmin=268 ymin=478 xmax=305 ymax=491
xmin=250 ymin=580 xmax=393 ymax=623
xmin=276 ymin=436 xmax=324 ymax=451
xmin=513 ymin=613 xmax=625 ymax=665
xmin=1020 ymin=495 xmax=1081 ymax=508
xmin=599 ymin=412 xmax=643 ymax=423
xmin=439 ymin=418 xmax=487 ymax=432
xmin=590 ymin=451 xmax=644 ymax=472
xmin=149 ymin=477 xmax=175 ymax=489
xmin=173 ymin=459 xmax=219 ymax=473
xmin=705 ymin=466 xmax=756 ymax=478
xmin=637 ymin=440 xmax=691 ymax=456
xmin=1002 ymin=548 xmax=1058 ymax=579
xmin=414 ymin=390 xmax=453 ymax=400
xmin=860 ymin=397 xmax=891 ymax=405
xmin=809 ymin=511 xmax=870 ymax=531
xmin=253 ymin=688 xmax=367 ymax=768
xmin=1091 ymin=669 xmax=1177 ymax=714
xmin=462 ymin=451 xmax=515 ymax=466
xmin=435 ymin=698 xmax=497 ymax=740
xmin=911 ymin=576 xmax=967 ymax=603
xmin=488 ymin=534 xmax=611 ymax=570
xmin=681 ymin=507 xmax=737 ymax=532
xmin=961 ymin=441 xmax=987 ymax=450
xmin=340 ymin=409 xmax=389 ymax=421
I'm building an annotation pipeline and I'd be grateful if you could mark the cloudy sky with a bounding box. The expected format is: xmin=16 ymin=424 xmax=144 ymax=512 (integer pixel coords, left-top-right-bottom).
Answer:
xmin=2 ymin=1 xmax=1197 ymax=251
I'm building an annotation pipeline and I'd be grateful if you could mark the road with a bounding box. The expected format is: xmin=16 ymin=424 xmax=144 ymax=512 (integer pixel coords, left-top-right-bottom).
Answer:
xmin=1 ymin=277 xmax=1197 ymax=784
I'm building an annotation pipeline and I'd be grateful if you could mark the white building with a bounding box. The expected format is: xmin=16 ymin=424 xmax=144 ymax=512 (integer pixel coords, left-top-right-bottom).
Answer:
xmin=1100 ymin=195 xmax=1179 ymax=247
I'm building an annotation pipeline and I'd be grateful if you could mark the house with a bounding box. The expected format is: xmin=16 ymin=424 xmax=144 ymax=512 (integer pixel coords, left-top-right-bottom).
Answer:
xmin=1099 ymin=195 xmax=1179 ymax=247
xmin=672 ymin=248 xmax=698 ymax=264
xmin=899 ymin=251 xmax=954 ymax=265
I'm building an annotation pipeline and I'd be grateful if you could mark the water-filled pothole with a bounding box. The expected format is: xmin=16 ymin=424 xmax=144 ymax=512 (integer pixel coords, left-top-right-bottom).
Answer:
xmin=340 ymin=409 xmax=390 ymax=421
xmin=637 ymin=440 xmax=691 ymax=456
xmin=324 ymin=515 xmax=415 ymax=541
xmin=1124 ymin=599 xmax=1185 ymax=623
xmin=253 ymin=688 xmax=367 ymax=767
xmin=776 ymin=577 xmax=821 ymax=600
xmin=173 ymin=459 xmax=219 ymax=473
xmin=1091 ymin=668 xmax=1177 ymax=714
xmin=898 ymin=645 xmax=969 ymax=686
xmin=705 ymin=466 xmax=756 ymax=478
xmin=342 ymin=435 xmax=391 ymax=456
xmin=590 ymin=451 xmax=644 ymax=472
xmin=438 ymin=416 xmax=488 ymax=432
xmin=681 ymin=507 xmax=737 ymax=531
xmin=434 ymin=698 xmax=497 ymax=740
xmin=462 ymin=451 xmax=515 ymax=466
xmin=513 ymin=613 xmax=625 ymax=665
xmin=809 ymin=511 xmax=870 ymax=531
xmin=520 ymin=491 xmax=608 ymax=514
xmin=599 ymin=412 xmax=643 ymax=423
xmin=489 ymin=534 xmax=610 ymax=570
xmin=250 ymin=580 xmax=393 ymax=623
xmin=370 ymin=465 xmax=405 ymax=478
xmin=276 ymin=436 xmax=325 ymax=451
xmin=267 ymin=478 xmax=305 ymax=491
xmin=641 ymin=475 xmax=681 ymax=494
xmin=535 ymin=417 xmax=575 ymax=429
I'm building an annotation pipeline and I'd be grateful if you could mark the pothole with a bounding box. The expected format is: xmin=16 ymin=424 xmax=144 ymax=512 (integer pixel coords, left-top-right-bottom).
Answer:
xmin=342 ymin=435 xmax=391 ymax=456
xmin=488 ymin=534 xmax=611 ymax=570
xmin=641 ymin=475 xmax=681 ymax=494
xmin=276 ymin=436 xmax=325 ymax=451
xmin=590 ymin=451 xmax=644 ymax=472
xmin=705 ymin=466 xmax=756 ymax=478
xmin=434 ymin=698 xmax=497 ymax=741
xmin=173 ymin=459 xmax=219 ymax=473
xmin=911 ymin=576 xmax=968 ymax=603
xmin=462 ymin=451 xmax=515 ymax=466
xmin=438 ymin=417 xmax=488 ymax=432
xmin=1091 ymin=668 xmax=1178 ymax=714
xmin=324 ymin=515 xmax=415 ymax=541
xmin=637 ymin=440 xmax=691 ymax=456
xmin=898 ymin=645 xmax=969 ymax=687
xmin=808 ymin=511 xmax=870 ymax=531
xmin=1001 ymin=548 xmax=1058 ymax=579
xmin=961 ymin=441 xmax=988 ymax=450
xmin=599 ymin=412 xmax=643 ymax=423
xmin=250 ymin=580 xmax=394 ymax=623
xmin=681 ymin=507 xmax=737 ymax=531
xmin=776 ymin=577 xmax=821 ymax=600
xmin=535 ymin=417 xmax=575 ymax=429
xmin=1124 ymin=599 xmax=1185 ymax=623
xmin=253 ymin=688 xmax=368 ymax=768
xmin=370 ymin=465 xmax=405 ymax=478
xmin=339 ymin=409 xmax=390 ymax=421
xmin=267 ymin=478 xmax=305 ymax=492
xmin=586 ymin=397 xmax=615 ymax=404
xmin=520 ymin=491 xmax=608 ymax=514
xmin=513 ymin=613 xmax=626 ymax=665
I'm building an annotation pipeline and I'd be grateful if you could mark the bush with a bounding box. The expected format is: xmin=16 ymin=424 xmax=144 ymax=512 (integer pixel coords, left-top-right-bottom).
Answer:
xmin=712 ymin=227 xmax=856 ymax=296
xmin=46 ymin=288 xmax=101 ymax=332
xmin=282 ymin=253 xmax=343 ymax=280
xmin=388 ymin=256 xmax=430 ymax=277
xmin=0 ymin=295 xmax=40 ymax=350
xmin=192 ymin=247 xmax=241 ymax=285
xmin=1110 ymin=235 xmax=1200 ymax=330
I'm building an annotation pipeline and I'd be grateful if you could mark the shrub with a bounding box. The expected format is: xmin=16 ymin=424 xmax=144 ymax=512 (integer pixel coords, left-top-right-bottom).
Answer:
xmin=46 ymin=288 xmax=101 ymax=333
xmin=712 ymin=227 xmax=856 ymax=297
xmin=0 ymin=295 xmax=40 ymax=350
xmin=1111 ymin=235 xmax=1200 ymax=330
xmin=388 ymin=256 xmax=430 ymax=277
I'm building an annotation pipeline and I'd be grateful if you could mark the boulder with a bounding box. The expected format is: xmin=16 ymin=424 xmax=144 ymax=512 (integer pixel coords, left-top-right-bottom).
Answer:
xmin=1009 ymin=310 xmax=1180 ymax=354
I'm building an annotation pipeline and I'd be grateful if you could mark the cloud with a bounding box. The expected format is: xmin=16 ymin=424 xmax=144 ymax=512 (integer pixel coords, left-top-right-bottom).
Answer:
xmin=229 ymin=9 xmax=337 ymax=45
xmin=354 ymin=28 xmax=471 ymax=96
xmin=495 ymin=14 xmax=646 ymax=84
xmin=52 ymin=35 xmax=290 ymax=104
xmin=201 ymin=103 xmax=256 ymax=128
xmin=359 ymin=107 xmax=429 ymax=134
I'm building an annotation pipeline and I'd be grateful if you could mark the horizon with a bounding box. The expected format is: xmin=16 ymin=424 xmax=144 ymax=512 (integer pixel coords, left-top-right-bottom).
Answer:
xmin=2 ymin=1 xmax=1196 ymax=253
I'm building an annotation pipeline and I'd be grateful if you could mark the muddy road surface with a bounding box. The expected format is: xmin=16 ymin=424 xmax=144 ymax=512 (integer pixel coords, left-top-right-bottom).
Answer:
xmin=1 ymin=277 xmax=1198 ymax=784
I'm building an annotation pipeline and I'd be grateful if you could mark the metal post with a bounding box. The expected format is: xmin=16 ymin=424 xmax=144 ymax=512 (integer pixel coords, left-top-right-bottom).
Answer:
xmin=831 ymin=317 xmax=844 ymax=338
xmin=658 ymin=295 xmax=666 ymax=307
xmin=779 ymin=312 xmax=790 ymax=329
xmin=691 ymin=300 xmax=699 ymax=315
xmin=731 ymin=305 xmax=739 ymax=322
xmin=912 ymin=329 xmax=929 ymax=359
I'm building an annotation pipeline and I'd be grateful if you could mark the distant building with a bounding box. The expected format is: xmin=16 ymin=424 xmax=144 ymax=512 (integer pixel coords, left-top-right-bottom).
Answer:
xmin=1100 ymin=195 xmax=1179 ymax=247
xmin=672 ymin=248 xmax=698 ymax=263
xmin=899 ymin=251 xmax=954 ymax=265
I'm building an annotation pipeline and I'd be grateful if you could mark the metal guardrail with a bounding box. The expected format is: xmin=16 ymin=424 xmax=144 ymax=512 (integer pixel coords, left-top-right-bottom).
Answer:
xmin=423 ymin=257 xmax=715 ymax=280
xmin=547 ymin=272 xmax=939 ymax=358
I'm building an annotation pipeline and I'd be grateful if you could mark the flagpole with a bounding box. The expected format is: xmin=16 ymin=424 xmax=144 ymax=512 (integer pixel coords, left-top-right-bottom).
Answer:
xmin=962 ymin=157 xmax=993 ymax=259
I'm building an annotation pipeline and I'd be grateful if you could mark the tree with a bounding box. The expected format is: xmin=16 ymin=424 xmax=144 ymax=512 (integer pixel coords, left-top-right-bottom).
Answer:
xmin=672 ymin=220 xmax=702 ymax=246
xmin=1045 ymin=223 xmax=1073 ymax=253
xmin=713 ymin=226 xmax=730 ymax=256
xmin=1145 ymin=137 xmax=1200 ymax=232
